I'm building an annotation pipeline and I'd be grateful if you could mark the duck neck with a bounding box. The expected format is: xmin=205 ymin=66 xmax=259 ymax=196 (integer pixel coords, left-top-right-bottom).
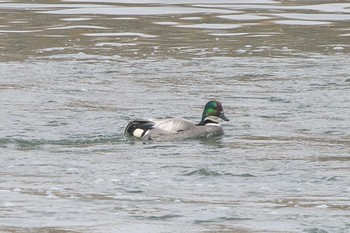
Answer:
xmin=198 ymin=116 xmax=220 ymax=125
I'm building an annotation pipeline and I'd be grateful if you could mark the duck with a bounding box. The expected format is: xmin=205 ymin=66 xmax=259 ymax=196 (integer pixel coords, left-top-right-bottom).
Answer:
xmin=124 ymin=100 xmax=229 ymax=141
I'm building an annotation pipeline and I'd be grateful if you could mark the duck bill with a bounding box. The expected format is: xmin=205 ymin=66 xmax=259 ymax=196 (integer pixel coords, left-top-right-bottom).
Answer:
xmin=219 ymin=111 xmax=229 ymax=121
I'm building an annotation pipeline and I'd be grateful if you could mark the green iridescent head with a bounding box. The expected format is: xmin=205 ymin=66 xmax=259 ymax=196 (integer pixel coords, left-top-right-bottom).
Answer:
xmin=200 ymin=100 xmax=229 ymax=124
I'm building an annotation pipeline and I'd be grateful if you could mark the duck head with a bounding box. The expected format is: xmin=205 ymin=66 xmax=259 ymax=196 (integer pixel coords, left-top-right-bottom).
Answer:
xmin=200 ymin=100 xmax=229 ymax=125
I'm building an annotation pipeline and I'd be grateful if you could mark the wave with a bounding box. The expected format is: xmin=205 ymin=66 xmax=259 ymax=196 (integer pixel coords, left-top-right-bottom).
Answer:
xmin=0 ymin=134 xmax=124 ymax=149
xmin=182 ymin=168 xmax=256 ymax=177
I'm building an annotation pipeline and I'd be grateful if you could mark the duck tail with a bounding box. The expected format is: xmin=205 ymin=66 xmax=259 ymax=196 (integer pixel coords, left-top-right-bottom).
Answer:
xmin=124 ymin=119 xmax=154 ymax=138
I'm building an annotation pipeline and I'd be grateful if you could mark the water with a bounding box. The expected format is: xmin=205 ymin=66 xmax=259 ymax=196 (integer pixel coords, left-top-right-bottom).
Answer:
xmin=1 ymin=0 xmax=350 ymax=232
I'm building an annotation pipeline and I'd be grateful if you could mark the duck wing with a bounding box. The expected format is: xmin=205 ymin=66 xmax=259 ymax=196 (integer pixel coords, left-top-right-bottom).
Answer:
xmin=152 ymin=118 xmax=196 ymax=133
xmin=148 ymin=122 xmax=224 ymax=141
xmin=124 ymin=118 xmax=196 ymax=139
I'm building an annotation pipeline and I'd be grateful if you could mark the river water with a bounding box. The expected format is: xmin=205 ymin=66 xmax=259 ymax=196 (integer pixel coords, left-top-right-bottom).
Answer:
xmin=1 ymin=0 xmax=350 ymax=232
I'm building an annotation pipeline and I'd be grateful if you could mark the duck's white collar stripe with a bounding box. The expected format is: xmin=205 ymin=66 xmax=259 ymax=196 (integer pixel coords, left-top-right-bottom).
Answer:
xmin=206 ymin=123 xmax=221 ymax=126
xmin=204 ymin=115 xmax=221 ymax=124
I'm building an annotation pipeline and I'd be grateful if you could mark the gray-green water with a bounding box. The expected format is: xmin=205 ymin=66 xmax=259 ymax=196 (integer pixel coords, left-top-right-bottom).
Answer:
xmin=1 ymin=1 xmax=350 ymax=232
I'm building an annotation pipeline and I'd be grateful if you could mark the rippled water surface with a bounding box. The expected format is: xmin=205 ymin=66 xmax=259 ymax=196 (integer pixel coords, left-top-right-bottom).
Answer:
xmin=1 ymin=0 xmax=350 ymax=232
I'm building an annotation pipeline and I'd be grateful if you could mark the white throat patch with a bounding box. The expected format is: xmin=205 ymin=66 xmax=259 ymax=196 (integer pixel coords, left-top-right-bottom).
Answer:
xmin=204 ymin=115 xmax=221 ymax=124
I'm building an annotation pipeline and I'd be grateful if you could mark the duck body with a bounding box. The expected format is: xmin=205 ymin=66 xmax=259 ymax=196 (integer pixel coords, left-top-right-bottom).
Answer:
xmin=124 ymin=101 xmax=229 ymax=141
